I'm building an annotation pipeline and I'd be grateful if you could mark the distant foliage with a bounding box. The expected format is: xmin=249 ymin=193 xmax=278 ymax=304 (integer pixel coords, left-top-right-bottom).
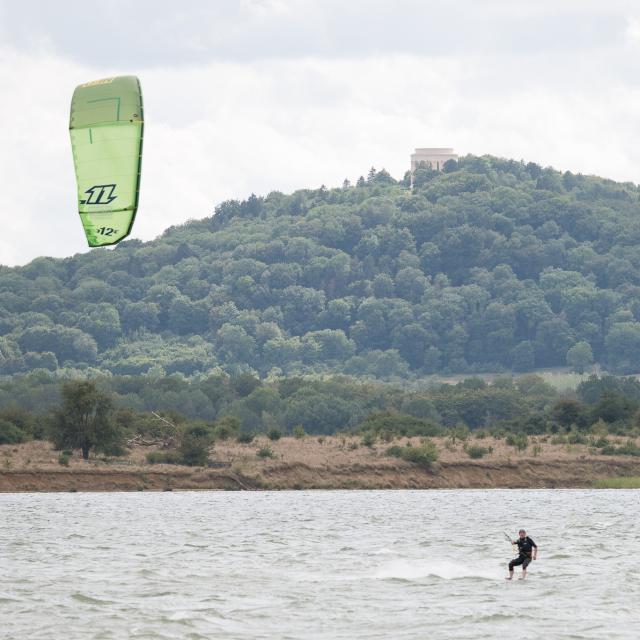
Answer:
xmin=357 ymin=411 xmax=441 ymax=437
xmin=3 ymin=155 xmax=640 ymax=379
xmin=7 ymin=370 xmax=640 ymax=444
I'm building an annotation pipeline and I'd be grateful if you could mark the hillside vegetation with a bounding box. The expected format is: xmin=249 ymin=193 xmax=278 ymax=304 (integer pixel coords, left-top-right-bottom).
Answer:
xmin=2 ymin=155 xmax=640 ymax=378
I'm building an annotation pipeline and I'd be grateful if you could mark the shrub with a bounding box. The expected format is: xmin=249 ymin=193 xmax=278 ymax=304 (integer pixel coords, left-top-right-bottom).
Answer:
xmin=58 ymin=452 xmax=70 ymax=466
xmin=453 ymin=425 xmax=470 ymax=441
xmin=600 ymin=440 xmax=640 ymax=456
xmin=567 ymin=431 xmax=587 ymax=445
xmin=532 ymin=444 xmax=542 ymax=457
xmin=292 ymin=425 xmax=306 ymax=439
xmin=101 ymin=442 xmax=127 ymax=457
xmin=236 ymin=432 xmax=255 ymax=444
xmin=0 ymin=407 xmax=38 ymax=438
xmin=213 ymin=417 xmax=240 ymax=441
xmin=356 ymin=411 xmax=441 ymax=437
xmin=506 ymin=433 xmax=528 ymax=451
xmin=257 ymin=446 xmax=275 ymax=459
xmin=0 ymin=419 xmax=27 ymax=445
xmin=466 ymin=445 xmax=491 ymax=459
xmin=146 ymin=450 xmax=184 ymax=465
xmin=266 ymin=428 xmax=282 ymax=441
xmin=386 ymin=440 xmax=439 ymax=469
xmin=361 ymin=432 xmax=376 ymax=448
xmin=348 ymin=441 xmax=359 ymax=450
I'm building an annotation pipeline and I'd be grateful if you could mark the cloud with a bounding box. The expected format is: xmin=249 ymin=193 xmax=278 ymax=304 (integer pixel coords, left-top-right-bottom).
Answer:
xmin=0 ymin=0 xmax=633 ymax=65
xmin=2 ymin=2 xmax=640 ymax=265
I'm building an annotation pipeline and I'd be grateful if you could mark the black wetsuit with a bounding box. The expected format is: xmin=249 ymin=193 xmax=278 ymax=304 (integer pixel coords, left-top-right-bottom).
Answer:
xmin=509 ymin=536 xmax=537 ymax=571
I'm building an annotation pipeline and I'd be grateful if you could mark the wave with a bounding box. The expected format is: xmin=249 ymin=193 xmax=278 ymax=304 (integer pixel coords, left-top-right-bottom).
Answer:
xmin=374 ymin=559 xmax=497 ymax=581
xmin=71 ymin=593 xmax=114 ymax=605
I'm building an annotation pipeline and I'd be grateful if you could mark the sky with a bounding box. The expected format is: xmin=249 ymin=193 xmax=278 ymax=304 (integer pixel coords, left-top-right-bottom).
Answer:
xmin=2 ymin=0 xmax=640 ymax=266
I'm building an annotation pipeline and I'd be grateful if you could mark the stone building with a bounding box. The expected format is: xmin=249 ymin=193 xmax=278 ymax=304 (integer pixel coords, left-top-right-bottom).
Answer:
xmin=410 ymin=147 xmax=457 ymax=173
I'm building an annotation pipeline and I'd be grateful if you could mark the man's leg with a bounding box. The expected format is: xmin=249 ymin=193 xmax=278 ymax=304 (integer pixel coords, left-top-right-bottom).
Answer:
xmin=507 ymin=557 xmax=522 ymax=579
xmin=520 ymin=557 xmax=531 ymax=579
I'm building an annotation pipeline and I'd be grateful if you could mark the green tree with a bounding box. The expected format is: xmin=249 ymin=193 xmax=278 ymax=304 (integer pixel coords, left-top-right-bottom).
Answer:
xmin=179 ymin=424 xmax=213 ymax=466
xmin=551 ymin=399 xmax=588 ymax=430
xmin=49 ymin=381 xmax=121 ymax=459
xmin=566 ymin=341 xmax=593 ymax=374
xmin=605 ymin=323 xmax=640 ymax=373
xmin=511 ymin=341 xmax=534 ymax=372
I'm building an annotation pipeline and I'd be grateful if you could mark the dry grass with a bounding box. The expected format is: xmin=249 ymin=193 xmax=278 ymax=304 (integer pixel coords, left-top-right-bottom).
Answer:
xmin=1 ymin=433 xmax=637 ymax=473
xmin=3 ymin=434 xmax=640 ymax=491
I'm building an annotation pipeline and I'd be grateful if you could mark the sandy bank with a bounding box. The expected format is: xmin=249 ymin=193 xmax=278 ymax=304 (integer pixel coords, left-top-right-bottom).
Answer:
xmin=2 ymin=436 xmax=640 ymax=491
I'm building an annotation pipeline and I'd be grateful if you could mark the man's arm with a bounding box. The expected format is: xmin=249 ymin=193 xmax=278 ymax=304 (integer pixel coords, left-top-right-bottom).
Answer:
xmin=530 ymin=538 xmax=537 ymax=560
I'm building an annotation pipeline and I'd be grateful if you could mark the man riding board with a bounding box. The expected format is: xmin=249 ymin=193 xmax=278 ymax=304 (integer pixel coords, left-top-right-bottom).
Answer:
xmin=506 ymin=529 xmax=537 ymax=580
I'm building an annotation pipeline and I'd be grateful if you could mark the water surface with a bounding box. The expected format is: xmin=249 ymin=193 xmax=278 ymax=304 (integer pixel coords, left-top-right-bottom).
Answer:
xmin=1 ymin=490 xmax=638 ymax=639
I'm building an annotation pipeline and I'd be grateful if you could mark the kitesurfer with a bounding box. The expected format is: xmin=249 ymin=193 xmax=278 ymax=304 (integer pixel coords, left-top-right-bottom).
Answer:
xmin=506 ymin=529 xmax=537 ymax=580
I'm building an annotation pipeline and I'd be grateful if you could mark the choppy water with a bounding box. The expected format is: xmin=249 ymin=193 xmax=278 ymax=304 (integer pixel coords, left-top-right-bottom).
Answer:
xmin=0 ymin=489 xmax=638 ymax=639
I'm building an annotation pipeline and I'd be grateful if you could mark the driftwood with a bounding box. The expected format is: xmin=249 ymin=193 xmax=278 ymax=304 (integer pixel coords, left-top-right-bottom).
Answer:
xmin=126 ymin=412 xmax=178 ymax=448
xmin=126 ymin=434 xmax=176 ymax=448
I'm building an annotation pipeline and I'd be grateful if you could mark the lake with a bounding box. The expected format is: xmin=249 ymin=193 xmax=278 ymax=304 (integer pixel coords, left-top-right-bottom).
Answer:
xmin=1 ymin=489 xmax=638 ymax=639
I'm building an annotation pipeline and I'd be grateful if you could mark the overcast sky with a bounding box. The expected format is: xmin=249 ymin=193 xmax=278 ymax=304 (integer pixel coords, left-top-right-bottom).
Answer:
xmin=2 ymin=0 xmax=640 ymax=266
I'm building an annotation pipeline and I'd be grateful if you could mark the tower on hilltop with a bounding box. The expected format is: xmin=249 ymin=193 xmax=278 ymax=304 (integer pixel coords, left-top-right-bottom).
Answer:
xmin=410 ymin=148 xmax=457 ymax=187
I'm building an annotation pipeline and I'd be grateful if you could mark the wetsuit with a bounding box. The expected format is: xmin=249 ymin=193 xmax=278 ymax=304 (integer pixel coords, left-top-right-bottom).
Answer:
xmin=509 ymin=536 xmax=537 ymax=571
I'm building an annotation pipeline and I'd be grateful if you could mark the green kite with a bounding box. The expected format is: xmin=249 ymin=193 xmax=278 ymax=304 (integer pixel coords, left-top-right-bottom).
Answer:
xmin=69 ymin=76 xmax=144 ymax=246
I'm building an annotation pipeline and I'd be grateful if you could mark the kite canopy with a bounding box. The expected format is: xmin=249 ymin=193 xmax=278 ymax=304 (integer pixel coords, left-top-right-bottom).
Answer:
xmin=69 ymin=76 xmax=143 ymax=247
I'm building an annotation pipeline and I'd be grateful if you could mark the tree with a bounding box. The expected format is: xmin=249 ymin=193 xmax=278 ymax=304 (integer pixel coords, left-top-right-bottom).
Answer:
xmin=605 ymin=323 xmax=640 ymax=373
xmin=566 ymin=341 xmax=593 ymax=374
xmin=49 ymin=381 xmax=121 ymax=459
xmin=551 ymin=399 xmax=588 ymax=430
xmin=179 ymin=424 xmax=213 ymax=466
xmin=511 ymin=341 xmax=534 ymax=372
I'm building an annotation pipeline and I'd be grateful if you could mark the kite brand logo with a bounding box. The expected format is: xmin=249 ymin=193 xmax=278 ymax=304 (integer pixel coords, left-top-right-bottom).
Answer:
xmin=81 ymin=184 xmax=117 ymax=205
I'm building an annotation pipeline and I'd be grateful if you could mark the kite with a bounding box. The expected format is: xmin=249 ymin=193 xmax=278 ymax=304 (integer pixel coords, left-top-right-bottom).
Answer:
xmin=69 ymin=76 xmax=144 ymax=246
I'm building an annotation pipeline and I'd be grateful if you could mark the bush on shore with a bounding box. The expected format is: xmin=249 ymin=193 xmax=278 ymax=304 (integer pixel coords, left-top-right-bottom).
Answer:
xmin=386 ymin=440 xmax=439 ymax=469
xmin=464 ymin=444 xmax=492 ymax=459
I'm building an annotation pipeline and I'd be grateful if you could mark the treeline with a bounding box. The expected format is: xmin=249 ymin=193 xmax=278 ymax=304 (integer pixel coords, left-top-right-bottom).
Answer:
xmin=2 ymin=155 xmax=640 ymax=378
xmin=2 ymin=374 xmax=640 ymax=453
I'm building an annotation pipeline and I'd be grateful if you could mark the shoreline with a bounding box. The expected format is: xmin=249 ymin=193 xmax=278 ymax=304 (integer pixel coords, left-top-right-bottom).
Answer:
xmin=3 ymin=437 xmax=640 ymax=492
xmin=3 ymin=458 xmax=640 ymax=492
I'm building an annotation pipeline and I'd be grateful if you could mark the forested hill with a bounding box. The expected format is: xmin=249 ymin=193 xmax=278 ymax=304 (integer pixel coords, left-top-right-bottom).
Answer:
xmin=3 ymin=154 xmax=640 ymax=380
